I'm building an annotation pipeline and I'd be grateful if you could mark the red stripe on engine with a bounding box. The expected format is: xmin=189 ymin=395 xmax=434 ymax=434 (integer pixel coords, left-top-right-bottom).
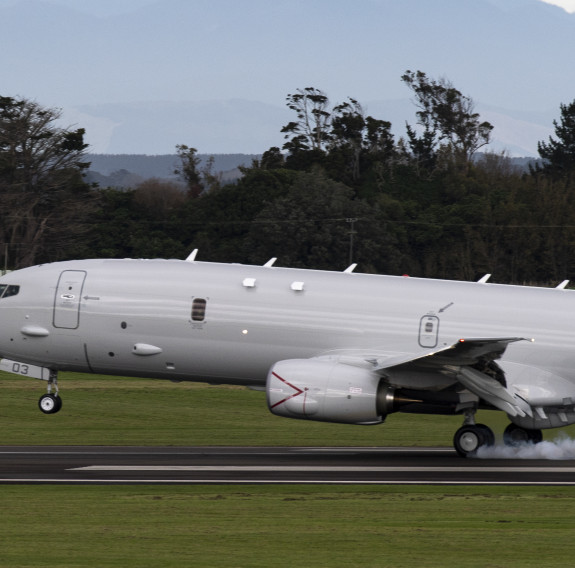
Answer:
xmin=269 ymin=371 xmax=304 ymax=410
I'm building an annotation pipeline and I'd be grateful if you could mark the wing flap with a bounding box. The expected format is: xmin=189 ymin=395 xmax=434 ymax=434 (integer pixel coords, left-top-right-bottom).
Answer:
xmin=371 ymin=337 xmax=532 ymax=416
xmin=454 ymin=365 xmax=532 ymax=417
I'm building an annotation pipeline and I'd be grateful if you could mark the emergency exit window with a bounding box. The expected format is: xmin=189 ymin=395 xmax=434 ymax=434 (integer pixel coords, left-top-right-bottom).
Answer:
xmin=191 ymin=298 xmax=207 ymax=322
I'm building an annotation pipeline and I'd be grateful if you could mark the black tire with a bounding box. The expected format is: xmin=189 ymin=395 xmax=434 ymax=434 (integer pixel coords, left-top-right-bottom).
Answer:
xmin=53 ymin=395 xmax=63 ymax=413
xmin=38 ymin=394 xmax=62 ymax=414
xmin=528 ymin=428 xmax=543 ymax=444
xmin=503 ymin=423 xmax=542 ymax=446
xmin=475 ymin=423 xmax=495 ymax=447
xmin=453 ymin=424 xmax=493 ymax=458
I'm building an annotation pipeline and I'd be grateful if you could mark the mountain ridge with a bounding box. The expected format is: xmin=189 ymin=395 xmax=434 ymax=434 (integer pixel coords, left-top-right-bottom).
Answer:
xmin=67 ymin=98 xmax=554 ymax=157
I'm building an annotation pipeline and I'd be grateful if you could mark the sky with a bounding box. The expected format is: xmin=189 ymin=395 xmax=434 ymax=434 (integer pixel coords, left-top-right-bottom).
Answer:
xmin=20 ymin=0 xmax=575 ymax=15
xmin=1 ymin=0 xmax=159 ymax=15
xmin=1 ymin=0 xmax=574 ymax=155
xmin=4 ymin=0 xmax=571 ymax=111
xmin=31 ymin=0 xmax=575 ymax=15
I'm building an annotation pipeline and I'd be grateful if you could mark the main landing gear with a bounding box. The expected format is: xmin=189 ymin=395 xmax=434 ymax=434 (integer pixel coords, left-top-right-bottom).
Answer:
xmin=453 ymin=419 xmax=495 ymax=458
xmin=453 ymin=410 xmax=543 ymax=457
xmin=38 ymin=370 xmax=62 ymax=415
xmin=502 ymin=423 xmax=543 ymax=445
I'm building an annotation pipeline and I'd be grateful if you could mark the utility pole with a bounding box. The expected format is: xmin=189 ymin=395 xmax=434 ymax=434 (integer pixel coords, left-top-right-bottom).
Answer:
xmin=346 ymin=218 xmax=357 ymax=265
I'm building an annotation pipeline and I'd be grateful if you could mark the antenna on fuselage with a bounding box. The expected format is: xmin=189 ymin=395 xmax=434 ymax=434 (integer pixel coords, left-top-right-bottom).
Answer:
xmin=186 ymin=249 xmax=199 ymax=262
xmin=263 ymin=258 xmax=277 ymax=268
xmin=477 ymin=274 xmax=491 ymax=283
xmin=344 ymin=264 xmax=357 ymax=273
xmin=556 ymin=280 xmax=570 ymax=289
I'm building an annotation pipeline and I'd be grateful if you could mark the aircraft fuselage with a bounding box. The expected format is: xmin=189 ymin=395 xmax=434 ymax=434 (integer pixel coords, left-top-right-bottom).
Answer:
xmin=2 ymin=258 xmax=575 ymax=454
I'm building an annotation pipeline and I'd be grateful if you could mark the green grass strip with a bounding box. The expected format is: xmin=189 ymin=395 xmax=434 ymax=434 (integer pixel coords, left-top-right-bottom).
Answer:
xmin=1 ymin=485 xmax=575 ymax=567
xmin=4 ymin=370 xmax=573 ymax=446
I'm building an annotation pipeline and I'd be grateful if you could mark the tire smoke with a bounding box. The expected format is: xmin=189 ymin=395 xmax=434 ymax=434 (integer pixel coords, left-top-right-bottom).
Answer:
xmin=475 ymin=434 xmax=575 ymax=460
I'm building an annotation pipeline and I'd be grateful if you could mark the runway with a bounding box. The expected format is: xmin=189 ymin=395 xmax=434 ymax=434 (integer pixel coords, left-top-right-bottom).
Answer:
xmin=2 ymin=446 xmax=575 ymax=485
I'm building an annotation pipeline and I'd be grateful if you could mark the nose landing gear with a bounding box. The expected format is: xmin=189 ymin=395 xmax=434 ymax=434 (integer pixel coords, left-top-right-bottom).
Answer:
xmin=39 ymin=393 xmax=62 ymax=414
xmin=38 ymin=370 xmax=62 ymax=414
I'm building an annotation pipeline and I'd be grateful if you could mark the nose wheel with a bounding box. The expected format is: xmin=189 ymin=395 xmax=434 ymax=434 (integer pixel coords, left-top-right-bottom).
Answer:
xmin=39 ymin=393 xmax=63 ymax=414
xmin=38 ymin=370 xmax=62 ymax=414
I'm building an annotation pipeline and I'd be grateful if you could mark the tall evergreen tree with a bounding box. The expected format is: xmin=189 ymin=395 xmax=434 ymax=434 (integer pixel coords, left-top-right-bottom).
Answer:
xmin=536 ymin=100 xmax=575 ymax=178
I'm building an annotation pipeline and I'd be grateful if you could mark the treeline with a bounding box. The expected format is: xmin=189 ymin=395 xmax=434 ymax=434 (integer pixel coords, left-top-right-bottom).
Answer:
xmin=2 ymin=72 xmax=575 ymax=284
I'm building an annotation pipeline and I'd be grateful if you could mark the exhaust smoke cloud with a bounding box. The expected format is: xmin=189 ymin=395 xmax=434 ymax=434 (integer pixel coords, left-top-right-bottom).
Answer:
xmin=475 ymin=434 xmax=575 ymax=460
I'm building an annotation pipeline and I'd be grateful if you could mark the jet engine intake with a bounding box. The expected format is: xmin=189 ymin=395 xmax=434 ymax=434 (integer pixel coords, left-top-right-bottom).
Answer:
xmin=266 ymin=359 xmax=384 ymax=424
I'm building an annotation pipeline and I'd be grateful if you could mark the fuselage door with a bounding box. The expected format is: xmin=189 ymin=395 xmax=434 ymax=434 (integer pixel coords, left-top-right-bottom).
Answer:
xmin=53 ymin=270 xmax=87 ymax=329
xmin=418 ymin=315 xmax=439 ymax=348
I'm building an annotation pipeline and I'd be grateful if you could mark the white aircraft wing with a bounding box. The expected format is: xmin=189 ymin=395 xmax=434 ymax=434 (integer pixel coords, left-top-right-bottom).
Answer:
xmin=366 ymin=337 xmax=533 ymax=417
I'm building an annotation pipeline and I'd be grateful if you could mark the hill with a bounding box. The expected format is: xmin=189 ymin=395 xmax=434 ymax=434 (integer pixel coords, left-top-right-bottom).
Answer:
xmin=85 ymin=153 xmax=259 ymax=188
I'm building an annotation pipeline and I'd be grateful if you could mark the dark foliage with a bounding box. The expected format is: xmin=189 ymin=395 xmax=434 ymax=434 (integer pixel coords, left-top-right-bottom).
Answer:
xmin=8 ymin=76 xmax=575 ymax=286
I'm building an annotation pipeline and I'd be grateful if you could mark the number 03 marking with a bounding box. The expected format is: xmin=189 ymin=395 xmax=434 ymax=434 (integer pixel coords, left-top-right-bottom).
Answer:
xmin=12 ymin=362 xmax=29 ymax=375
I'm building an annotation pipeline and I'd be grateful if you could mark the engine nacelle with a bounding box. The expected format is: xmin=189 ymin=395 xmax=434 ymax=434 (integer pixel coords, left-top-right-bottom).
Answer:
xmin=266 ymin=359 xmax=385 ymax=424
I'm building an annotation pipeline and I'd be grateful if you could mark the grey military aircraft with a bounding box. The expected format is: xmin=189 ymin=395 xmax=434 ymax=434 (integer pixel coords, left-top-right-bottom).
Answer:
xmin=0 ymin=253 xmax=573 ymax=457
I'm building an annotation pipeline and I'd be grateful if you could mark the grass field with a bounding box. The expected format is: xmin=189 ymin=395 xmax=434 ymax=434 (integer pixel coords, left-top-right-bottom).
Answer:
xmin=2 ymin=485 xmax=575 ymax=567
xmin=0 ymin=370 xmax=545 ymax=447
xmin=2 ymin=370 xmax=575 ymax=567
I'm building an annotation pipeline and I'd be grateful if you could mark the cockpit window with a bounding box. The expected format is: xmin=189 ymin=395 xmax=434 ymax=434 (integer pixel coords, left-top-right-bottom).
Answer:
xmin=0 ymin=284 xmax=20 ymax=299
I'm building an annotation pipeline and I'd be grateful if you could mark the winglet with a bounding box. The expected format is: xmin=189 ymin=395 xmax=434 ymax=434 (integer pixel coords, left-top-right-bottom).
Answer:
xmin=186 ymin=249 xmax=199 ymax=263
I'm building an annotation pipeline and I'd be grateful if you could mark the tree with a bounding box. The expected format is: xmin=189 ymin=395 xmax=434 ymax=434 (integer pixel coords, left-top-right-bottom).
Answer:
xmin=281 ymin=87 xmax=331 ymax=153
xmin=133 ymin=178 xmax=187 ymax=218
xmin=536 ymin=99 xmax=575 ymax=178
xmin=81 ymin=188 xmax=187 ymax=260
xmin=329 ymin=98 xmax=396 ymax=185
xmin=259 ymin=147 xmax=285 ymax=170
xmin=178 ymin=168 xmax=296 ymax=263
xmin=174 ymin=145 xmax=221 ymax=196
xmin=329 ymin=98 xmax=367 ymax=182
xmin=401 ymin=70 xmax=493 ymax=172
xmin=245 ymin=168 xmax=399 ymax=271
xmin=0 ymin=96 xmax=95 ymax=268
xmin=174 ymin=144 xmax=203 ymax=198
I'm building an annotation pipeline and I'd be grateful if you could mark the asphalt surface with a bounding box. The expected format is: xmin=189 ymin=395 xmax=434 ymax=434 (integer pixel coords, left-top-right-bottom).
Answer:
xmin=2 ymin=446 xmax=575 ymax=485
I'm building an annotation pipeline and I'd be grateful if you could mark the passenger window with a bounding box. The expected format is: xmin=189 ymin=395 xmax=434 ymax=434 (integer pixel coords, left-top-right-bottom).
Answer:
xmin=191 ymin=298 xmax=207 ymax=322
xmin=0 ymin=284 xmax=20 ymax=299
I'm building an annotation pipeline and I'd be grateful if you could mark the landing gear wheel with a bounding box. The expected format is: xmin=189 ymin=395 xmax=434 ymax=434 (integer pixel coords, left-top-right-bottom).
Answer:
xmin=453 ymin=424 xmax=494 ymax=458
xmin=38 ymin=394 xmax=62 ymax=414
xmin=475 ymin=423 xmax=496 ymax=446
xmin=503 ymin=424 xmax=542 ymax=446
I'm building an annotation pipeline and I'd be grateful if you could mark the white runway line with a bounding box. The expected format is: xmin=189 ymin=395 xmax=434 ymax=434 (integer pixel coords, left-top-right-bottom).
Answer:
xmin=70 ymin=465 xmax=575 ymax=473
